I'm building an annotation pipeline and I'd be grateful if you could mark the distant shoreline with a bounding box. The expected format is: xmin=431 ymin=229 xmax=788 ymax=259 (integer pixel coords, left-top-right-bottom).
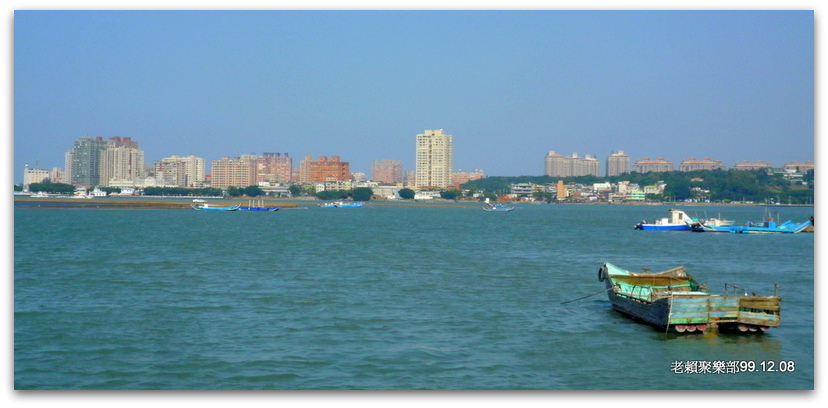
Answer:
xmin=13 ymin=196 xmax=814 ymax=209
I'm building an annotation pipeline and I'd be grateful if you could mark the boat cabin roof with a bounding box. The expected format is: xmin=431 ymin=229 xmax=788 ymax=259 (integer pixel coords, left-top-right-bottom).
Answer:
xmin=609 ymin=275 xmax=695 ymax=288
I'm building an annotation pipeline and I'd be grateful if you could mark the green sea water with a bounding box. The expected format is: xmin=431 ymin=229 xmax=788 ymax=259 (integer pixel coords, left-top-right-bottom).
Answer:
xmin=13 ymin=203 xmax=815 ymax=389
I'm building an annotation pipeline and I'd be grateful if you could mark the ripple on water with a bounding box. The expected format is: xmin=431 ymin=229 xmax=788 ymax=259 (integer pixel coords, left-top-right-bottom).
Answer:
xmin=13 ymin=205 xmax=815 ymax=389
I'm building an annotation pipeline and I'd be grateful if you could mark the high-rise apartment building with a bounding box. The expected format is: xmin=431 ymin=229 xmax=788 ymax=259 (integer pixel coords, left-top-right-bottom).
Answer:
xmin=157 ymin=155 xmax=206 ymax=188
xmin=99 ymin=137 xmax=144 ymax=187
xmin=68 ymin=136 xmax=106 ymax=186
xmin=404 ymin=170 xmax=416 ymax=187
xmin=257 ymin=153 xmax=293 ymax=183
xmin=66 ymin=136 xmax=144 ymax=187
xmin=679 ymin=158 xmax=725 ymax=172
xmin=544 ymin=151 xmax=600 ymax=177
xmin=49 ymin=167 xmax=66 ymax=184
xmin=211 ymin=155 xmax=257 ymax=189
xmin=372 ymin=159 xmax=404 ymax=185
xmin=606 ymin=150 xmax=630 ymax=177
xmin=415 ymin=129 xmax=453 ymax=189
xmin=633 ymin=157 xmax=674 ymax=173
xmin=298 ymin=156 xmax=351 ymax=183
xmin=64 ymin=151 xmax=74 ymax=184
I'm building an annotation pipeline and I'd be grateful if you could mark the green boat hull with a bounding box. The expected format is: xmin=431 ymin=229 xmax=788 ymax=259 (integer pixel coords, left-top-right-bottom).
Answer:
xmin=599 ymin=262 xmax=780 ymax=333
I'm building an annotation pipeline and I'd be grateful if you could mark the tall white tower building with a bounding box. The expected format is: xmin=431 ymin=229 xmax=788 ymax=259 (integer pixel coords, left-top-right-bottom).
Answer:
xmin=415 ymin=129 xmax=453 ymax=189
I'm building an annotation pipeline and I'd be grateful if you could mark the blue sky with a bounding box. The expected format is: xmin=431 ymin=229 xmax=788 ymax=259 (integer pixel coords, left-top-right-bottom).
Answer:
xmin=12 ymin=9 xmax=814 ymax=183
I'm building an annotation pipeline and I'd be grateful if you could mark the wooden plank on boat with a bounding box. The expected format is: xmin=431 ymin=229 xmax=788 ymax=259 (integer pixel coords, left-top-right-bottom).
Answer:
xmin=738 ymin=312 xmax=781 ymax=327
xmin=669 ymin=296 xmax=710 ymax=324
xmin=709 ymin=297 xmax=740 ymax=308
xmin=739 ymin=297 xmax=781 ymax=312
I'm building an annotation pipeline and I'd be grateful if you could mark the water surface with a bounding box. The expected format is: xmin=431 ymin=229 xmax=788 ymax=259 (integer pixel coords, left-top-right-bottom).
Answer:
xmin=14 ymin=204 xmax=814 ymax=389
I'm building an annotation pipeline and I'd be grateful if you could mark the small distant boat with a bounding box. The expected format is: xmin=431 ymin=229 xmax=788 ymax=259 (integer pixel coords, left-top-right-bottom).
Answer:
xmin=191 ymin=202 xmax=240 ymax=211
xmin=599 ymin=262 xmax=781 ymax=333
xmin=634 ymin=209 xmax=694 ymax=231
xmin=336 ymin=201 xmax=365 ymax=208
xmin=318 ymin=201 xmax=365 ymax=208
xmin=482 ymin=198 xmax=514 ymax=212
xmin=238 ymin=200 xmax=280 ymax=211
xmin=483 ymin=203 xmax=515 ymax=212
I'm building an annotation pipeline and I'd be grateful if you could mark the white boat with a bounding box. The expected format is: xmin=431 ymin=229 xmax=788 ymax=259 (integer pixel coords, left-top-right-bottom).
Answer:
xmin=483 ymin=203 xmax=515 ymax=212
xmin=634 ymin=209 xmax=694 ymax=231
xmin=482 ymin=198 xmax=514 ymax=212
xmin=318 ymin=201 xmax=365 ymax=208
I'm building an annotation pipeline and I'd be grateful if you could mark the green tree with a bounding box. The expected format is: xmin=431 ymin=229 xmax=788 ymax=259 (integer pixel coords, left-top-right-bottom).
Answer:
xmin=317 ymin=190 xmax=348 ymax=200
xmin=398 ymin=188 xmax=415 ymax=199
xmin=100 ymin=187 xmax=122 ymax=195
xmin=226 ymin=186 xmax=243 ymax=197
xmin=352 ymin=187 xmax=373 ymax=201
xmin=202 ymin=188 xmax=223 ymax=197
xmin=28 ymin=182 xmax=76 ymax=195
xmin=288 ymin=185 xmax=301 ymax=197
xmin=439 ymin=190 xmax=462 ymax=200
xmin=243 ymin=185 xmax=265 ymax=197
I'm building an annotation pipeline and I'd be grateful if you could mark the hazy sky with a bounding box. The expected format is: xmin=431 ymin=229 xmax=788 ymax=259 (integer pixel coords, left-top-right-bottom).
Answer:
xmin=13 ymin=9 xmax=814 ymax=183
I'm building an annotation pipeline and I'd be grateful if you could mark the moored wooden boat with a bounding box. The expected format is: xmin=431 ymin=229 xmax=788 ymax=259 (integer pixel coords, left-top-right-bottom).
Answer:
xmin=191 ymin=203 xmax=241 ymax=211
xmin=599 ymin=262 xmax=780 ymax=333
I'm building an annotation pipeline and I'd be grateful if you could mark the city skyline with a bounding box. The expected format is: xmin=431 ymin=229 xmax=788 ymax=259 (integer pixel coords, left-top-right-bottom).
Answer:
xmin=23 ymin=133 xmax=814 ymax=188
xmin=12 ymin=10 xmax=815 ymax=184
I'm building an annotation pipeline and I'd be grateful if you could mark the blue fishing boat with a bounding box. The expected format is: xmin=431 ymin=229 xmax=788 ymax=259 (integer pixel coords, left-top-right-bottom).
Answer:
xmin=599 ymin=262 xmax=780 ymax=333
xmin=691 ymin=211 xmax=812 ymax=234
xmin=727 ymin=219 xmax=812 ymax=234
xmin=239 ymin=206 xmax=279 ymax=211
xmin=191 ymin=203 xmax=240 ymax=211
xmin=634 ymin=209 xmax=694 ymax=231
xmin=238 ymin=200 xmax=280 ymax=211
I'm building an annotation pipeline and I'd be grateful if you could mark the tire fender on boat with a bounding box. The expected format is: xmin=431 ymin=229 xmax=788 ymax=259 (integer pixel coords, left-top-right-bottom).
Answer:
xmin=598 ymin=267 xmax=605 ymax=282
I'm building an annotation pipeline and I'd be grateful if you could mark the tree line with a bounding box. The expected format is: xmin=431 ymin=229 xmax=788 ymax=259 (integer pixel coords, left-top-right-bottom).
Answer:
xmin=461 ymin=169 xmax=814 ymax=204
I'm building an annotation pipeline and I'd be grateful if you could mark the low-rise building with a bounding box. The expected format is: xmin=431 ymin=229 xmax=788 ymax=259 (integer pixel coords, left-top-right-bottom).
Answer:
xmin=23 ymin=166 xmax=50 ymax=187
